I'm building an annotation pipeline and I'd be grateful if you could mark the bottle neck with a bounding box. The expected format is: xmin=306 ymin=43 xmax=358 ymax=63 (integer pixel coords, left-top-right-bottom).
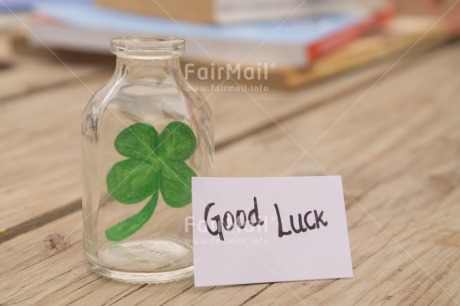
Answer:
xmin=114 ymin=55 xmax=182 ymax=82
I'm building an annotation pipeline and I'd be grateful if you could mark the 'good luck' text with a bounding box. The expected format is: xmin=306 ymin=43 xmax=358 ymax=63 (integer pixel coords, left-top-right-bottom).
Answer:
xmin=204 ymin=197 xmax=328 ymax=241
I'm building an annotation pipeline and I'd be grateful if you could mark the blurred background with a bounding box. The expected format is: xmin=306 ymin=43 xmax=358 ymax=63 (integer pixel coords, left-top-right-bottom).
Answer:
xmin=0 ymin=0 xmax=458 ymax=89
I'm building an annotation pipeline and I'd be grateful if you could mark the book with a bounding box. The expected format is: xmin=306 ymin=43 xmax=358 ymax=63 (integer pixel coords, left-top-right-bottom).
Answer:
xmin=256 ymin=16 xmax=449 ymax=88
xmin=180 ymin=16 xmax=447 ymax=88
xmin=0 ymin=0 xmax=85 ymax=31
xmin=16 ymin=16 xmax=448 ymax=89
xmin=28 ymin=2 xmax=394 ymax=68
xmin=0 ymin=0 xmax=89 ymax=13
xmin=95 ymin=0 xmax=385 ymax=24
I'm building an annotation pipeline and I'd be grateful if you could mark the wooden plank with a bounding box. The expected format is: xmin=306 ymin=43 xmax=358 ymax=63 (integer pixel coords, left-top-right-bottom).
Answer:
xmin=186 ymin=42 xmax=441 ymax=149
xmin=0 ymin=43 xmax=424 ymax=232
xmin=243 ymin=149 xmax=460 ymax=305
xmin=0 ymin=55 xmax=108 ymax=101
xmin=0 ymin=77 xmax=107 ymax=230
xmin=1 ymin=43 xmax=459 ymax=305
xmin=0 ymin=34 xmax=109 ymax=101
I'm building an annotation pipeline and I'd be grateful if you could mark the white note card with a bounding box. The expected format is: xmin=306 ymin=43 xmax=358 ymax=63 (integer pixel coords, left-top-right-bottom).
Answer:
xmin=192 ymin=176 xmax=353 ymax=287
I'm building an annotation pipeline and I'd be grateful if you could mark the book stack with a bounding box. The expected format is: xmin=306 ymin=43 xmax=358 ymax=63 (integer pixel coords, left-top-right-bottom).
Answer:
xmin=22 ymin=0 xmax=447 ymax=88
xmin=95 ymin=0 xmax=384 ymax=24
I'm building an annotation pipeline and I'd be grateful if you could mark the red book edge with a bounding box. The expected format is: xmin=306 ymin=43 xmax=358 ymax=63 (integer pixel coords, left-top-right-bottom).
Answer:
xmin=308 ymin=4 xmax=396 ymax=62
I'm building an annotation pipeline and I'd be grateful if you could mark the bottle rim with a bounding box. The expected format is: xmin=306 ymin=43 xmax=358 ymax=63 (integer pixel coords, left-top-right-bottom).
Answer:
xmin=111 ymin=35 xmax=185 ymax=58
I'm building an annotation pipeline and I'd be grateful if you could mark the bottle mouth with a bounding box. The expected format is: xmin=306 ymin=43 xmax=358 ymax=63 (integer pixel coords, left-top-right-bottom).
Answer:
xmin=111 ymin=35 xmax=185 ymax=59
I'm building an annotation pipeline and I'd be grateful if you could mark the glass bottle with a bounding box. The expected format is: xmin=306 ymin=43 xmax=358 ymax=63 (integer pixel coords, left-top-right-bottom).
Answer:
xmin=81 ymin=35 xmax=214 ymax=283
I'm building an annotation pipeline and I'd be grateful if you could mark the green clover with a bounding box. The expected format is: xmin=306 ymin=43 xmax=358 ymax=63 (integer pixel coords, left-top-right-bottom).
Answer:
xmin=105 ymin=121 xmax=197 ymax=242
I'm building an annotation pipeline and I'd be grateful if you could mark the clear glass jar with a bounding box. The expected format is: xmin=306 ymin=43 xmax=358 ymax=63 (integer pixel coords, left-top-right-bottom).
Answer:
xmin=81 ymin=35 xmax=214 ymax=283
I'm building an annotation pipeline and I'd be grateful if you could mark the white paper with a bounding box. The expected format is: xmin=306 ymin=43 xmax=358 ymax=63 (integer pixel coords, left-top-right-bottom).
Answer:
xmin=192 ymin=176 xmax=353 ymax=287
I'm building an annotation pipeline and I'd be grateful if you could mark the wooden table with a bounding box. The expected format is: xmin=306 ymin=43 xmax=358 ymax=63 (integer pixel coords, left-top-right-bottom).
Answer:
xmin=1 ymin=38 xmax=460 ymax=305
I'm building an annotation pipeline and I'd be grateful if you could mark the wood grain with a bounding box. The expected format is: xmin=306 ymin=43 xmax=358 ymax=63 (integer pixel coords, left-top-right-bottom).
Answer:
xmin=0 ymin=42 xmax=423 ymax=232
xmin=1 ymin=42 xmax=459 ymax=305
xmin=0 ymin=36 xmax=109 ymax=101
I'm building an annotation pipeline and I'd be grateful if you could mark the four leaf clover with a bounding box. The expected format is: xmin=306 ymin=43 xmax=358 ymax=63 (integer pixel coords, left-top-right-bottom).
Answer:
xmin=105 ymin=121 xmax=197 ymax=242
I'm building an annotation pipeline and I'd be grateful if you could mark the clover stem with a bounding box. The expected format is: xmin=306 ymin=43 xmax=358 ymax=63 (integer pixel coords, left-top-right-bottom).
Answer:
xmin=105 ymin=192 xmax=158 ymax=242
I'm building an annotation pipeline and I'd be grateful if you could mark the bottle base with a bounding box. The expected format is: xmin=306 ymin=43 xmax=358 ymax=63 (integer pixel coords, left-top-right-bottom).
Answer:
xmin=87 ymin=259 xmax=194 ymax=284
xmin=86 ymin=237 xmax=194 ymax=284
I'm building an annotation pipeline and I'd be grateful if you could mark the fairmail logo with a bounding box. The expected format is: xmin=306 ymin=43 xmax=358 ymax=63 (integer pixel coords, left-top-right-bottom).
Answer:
xmin=184 ymin=62 xmax=275 ymax=81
